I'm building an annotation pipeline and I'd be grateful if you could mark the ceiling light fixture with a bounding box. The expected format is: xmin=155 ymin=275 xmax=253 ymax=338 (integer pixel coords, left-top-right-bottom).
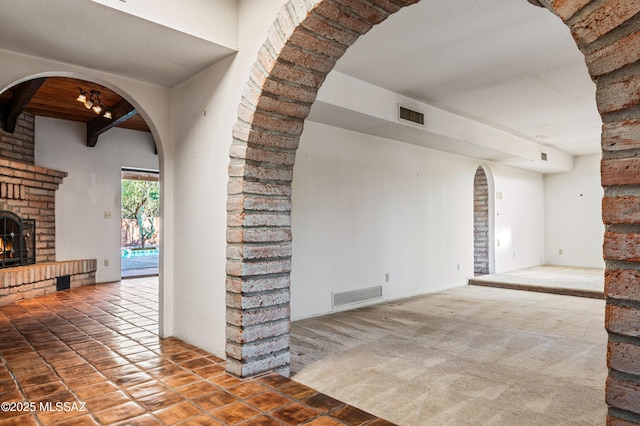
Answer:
xmin=76 ymin=88 xmax=112 ymax=119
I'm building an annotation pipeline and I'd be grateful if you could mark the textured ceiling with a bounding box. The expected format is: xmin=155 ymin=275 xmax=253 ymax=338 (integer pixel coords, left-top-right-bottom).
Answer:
xmin=332 ymin=0 xmax=601 ymax=156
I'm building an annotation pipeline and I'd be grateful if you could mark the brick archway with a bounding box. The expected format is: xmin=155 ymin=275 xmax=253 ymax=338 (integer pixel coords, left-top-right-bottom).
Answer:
xmin=474 ymin=165 xmax=491 ymax=276
xmin=227 ymin=0 xmax=640 ymax=421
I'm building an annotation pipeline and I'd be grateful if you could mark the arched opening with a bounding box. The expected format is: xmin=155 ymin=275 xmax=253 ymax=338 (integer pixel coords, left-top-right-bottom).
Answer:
xmin=227 ymin=0 xmax=640 ymax=423
xmin=0 ymin=74 xmax=164 ymax=331
xmin=473 ymin=165 xmax=493 ymax=276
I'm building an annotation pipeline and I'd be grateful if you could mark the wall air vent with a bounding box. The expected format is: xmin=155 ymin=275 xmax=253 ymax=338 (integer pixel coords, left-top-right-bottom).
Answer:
xmin=399 ymin=105 xmax=424 ymax=126
xmin=541 ymin=152 xmax=548 ymax=161
xmin=332 ymin=286 xmax=383 ymax=308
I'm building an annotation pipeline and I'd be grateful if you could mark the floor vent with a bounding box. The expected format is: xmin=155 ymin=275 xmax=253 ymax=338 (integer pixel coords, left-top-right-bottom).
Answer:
xmin=332 ymin=286 xmax=383 ymax=308
xmin=399 ymin=105 xmax=424 ymax=126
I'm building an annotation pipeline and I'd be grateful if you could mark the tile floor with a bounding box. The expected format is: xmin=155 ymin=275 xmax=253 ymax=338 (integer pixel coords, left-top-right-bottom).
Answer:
xmin=0 ymin=277 xmax=393 ymax=425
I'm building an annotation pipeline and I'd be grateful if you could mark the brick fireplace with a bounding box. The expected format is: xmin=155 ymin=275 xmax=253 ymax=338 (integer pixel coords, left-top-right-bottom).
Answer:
xmin=0 ymin=113 xmax=96 ymax=305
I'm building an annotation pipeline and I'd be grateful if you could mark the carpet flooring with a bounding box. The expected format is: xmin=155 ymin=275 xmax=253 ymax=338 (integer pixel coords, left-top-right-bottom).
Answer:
xmin=290 ymin=285 xmax=607 ymax=425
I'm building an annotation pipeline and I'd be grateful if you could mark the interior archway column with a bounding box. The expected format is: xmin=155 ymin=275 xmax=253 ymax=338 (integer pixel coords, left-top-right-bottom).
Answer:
xmin=227 ymin=1 xmax=640 ymax=423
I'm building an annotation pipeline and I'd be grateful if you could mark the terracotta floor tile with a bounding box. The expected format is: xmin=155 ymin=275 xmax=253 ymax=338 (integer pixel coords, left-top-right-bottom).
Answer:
xmin=304 ymin=393 xmax=345 ymax=413
xmin=0 ymin=414 xmax=39 ymax=426
xmin=154 ymin=400 xmax=203 ymax=424
xmin=271 ymin=402 xmax=320 ymax=425
xmin=330 ymin=405 xmax=376 ymax=426
xmin=0 ymin=380 xmax=18 ymax=393
xmin=93 ymin=401 xmax=146 ymax=424
xmin=237 ymin=415 xmax=286 ymax=425
xmin=304 ymin=417 xmax=347 ymax=426
xmin=246 ymin=390 xmax=294 ymax=412
xmin=47 ymin=414 xmax=100 ymax=425
xmin=178 ymin=357 xmax=215 ymax=370
xmin=84 ymin=390 xmax=132 ymax=411
xmin=112 ymin=414 xmax=162 ymax=425
xmin=227 ymin=381 xmax=270 ymax=399
xmin=166 ymin=351 xmax=200 ymax=363
xmin=113 ymin=371 xmax=153 ymax=388
xmin=146 ymin=364 xmax=185 ymax=379
xmin=90 ymin=355 xmax=131 ymax=371
xmin=41 ymin=352 xmax=82 ymax=366
xmin=162 ymin=372 xmax=202 ymax=388
xmin=256 ymin=373 xmax=291 ymax=388
xmin=64 ymin=372 xmax=106 ymax=388
xmin=278 ymin=382 xmax=318 ymax=400
xmin=73 ymin=381 xmax=119 ymax=400
xmin=35 ymin=406 xmax=86 ymax=425
xmin=210 ymin=401 xmax=261 ymax=425
xmin=12 ymin=361 xmax=51 ymax=377
xmin=126 ymin=380 xmax=170 ymax=399
xmin=206 ymin=354 xmax=225 ymax=363
xmin=174 ymin=380 xmax=220 ymax=399
xmin=193 ymin=390 xmax=239 ymax=411
xmin=135 ymin=357 xmax=171 ymax=371
xmin=54 ymin=364 xmax=96 ymax=379
xmin=0 ymin=408 xmax=22 ymax=422
xmin=175 ymin=414 xmax=224 ymax=425
xmin=192 ymin=364 xmax=225 ymax=379
xmin=125 ymin=351 xmax=160 ymax=364
xmin=137 ymin=389 xmax=184 ymax=411
xmin=19 ymin=371 xmax=59 ymax=388
xmin=101 ymin=364 xmax=142 ymax=379
xmin=22 ymin=381 xmax=67 ymax=399
xmin=208 ymin=373 xmax=243 ymax=389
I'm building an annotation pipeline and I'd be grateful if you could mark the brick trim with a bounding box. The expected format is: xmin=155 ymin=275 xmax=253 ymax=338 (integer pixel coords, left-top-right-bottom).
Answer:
xmin=228 ymin=2 xmax=640 ymax=422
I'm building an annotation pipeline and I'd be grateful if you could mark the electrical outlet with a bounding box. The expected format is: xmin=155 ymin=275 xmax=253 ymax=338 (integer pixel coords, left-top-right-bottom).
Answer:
xmin=559 ymin=249 xmax=563 ymax=255
xmin=385 ymin=273 xmax=390 ymax=283
xmin=104 ymin=211 xmax=112 ymax=219
xmin=103 ymin=259 xmax=109 ymax=267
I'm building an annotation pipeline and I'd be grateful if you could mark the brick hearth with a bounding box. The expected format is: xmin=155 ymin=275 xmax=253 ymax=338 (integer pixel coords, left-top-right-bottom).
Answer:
xmin=0 ymin=259 xmax=96 ymax=305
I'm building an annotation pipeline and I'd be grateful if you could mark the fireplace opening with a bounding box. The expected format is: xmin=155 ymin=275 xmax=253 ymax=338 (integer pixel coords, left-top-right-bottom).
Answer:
xmin=0 ymin=211 xmax=35 ymax=268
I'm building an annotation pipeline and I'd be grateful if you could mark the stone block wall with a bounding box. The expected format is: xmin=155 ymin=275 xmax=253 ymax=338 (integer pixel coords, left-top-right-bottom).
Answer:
xmin=0 ymin=112 xmax=35 ymax=164
xmin=474 ymin=166 xmax=490 ymax=275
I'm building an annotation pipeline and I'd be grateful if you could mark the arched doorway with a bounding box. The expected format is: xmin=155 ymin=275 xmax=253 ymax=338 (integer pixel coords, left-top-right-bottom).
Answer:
xmin=226 ymin=1 xmax=640 ymax=422
xmin=473 ymin=165 xmax=494 ymax=276
xmin=0 ymin=74 xmax=167 ymax=332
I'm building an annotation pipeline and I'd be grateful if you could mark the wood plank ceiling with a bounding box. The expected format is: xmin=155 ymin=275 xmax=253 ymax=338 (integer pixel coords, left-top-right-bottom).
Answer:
xmin=0 ymin=77 xmax=151 ymax=143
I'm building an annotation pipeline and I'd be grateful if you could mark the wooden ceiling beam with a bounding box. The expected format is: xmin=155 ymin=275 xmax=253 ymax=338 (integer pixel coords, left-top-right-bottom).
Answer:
xmin=2 ymin=78 xmax=47 ymax=133
xmin=87 ymin=98 xmax=138 ymax=147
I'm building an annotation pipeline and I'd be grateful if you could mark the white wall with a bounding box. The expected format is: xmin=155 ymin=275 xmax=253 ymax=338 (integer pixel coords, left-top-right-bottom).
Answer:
xmin=491 ymin=163 xmax=545 ymax=273
xmin=544 ymin=153 xmax=604 ymax=268
xmin=169 ymin=0 xmax=287 ymax=355
xmin=90 ymin=0 xmax=238 ymax=49
xmin=35 ymin=117 xmax=158 ymax=283
xmin=290 ymin=121 xmax=546 ymax=320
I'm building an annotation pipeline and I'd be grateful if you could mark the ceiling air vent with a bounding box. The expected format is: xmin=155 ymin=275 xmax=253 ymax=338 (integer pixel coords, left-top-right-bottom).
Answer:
xmin=541 ymin=152 xmax=548 ymax=161
xmin=399 ymin=105 xmax=424 ymax=126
